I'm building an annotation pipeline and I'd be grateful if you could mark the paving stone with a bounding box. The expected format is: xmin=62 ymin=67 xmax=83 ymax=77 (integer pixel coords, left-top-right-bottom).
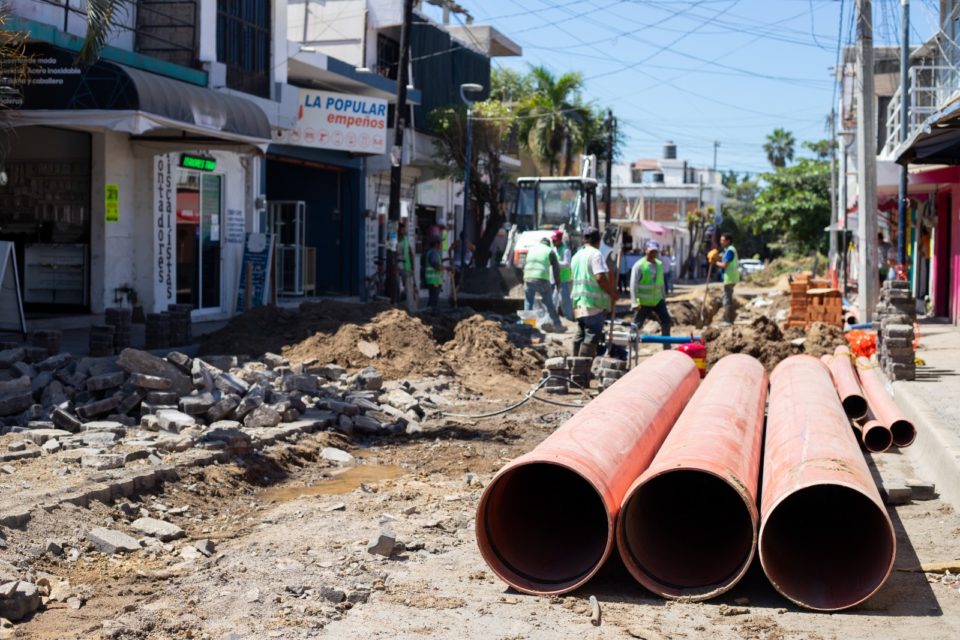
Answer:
xmin=39 ymin=379 xmax=67 ymax=407
xmin=82 ymin=420 xmax=126 ymax=433
xmin=5 ymin=441 xmax=26 ymax=452
xmin=0 ymin=348 xmax=25 ymax=368
xmin=129 ymin=517 xmax=184 ymax=542
xmin=80 ymin=432 xmax=120 ymax=448
xmin=165 ymin=351 xmax=192 ymax=374
xmin=320 ymin=447 xmax=355 ymax=466
xmin=320 ymin=399 xmax=360 ymax=416
xmin=116 ymin=349 xmax=192 ymax=396
xmin=34 ymin=353 xmax=72 ymax=372
xmin=282 ymin=374 xmax=318 ymax=394
xmin=76 ymin=396 xmax=121 ymax=420
xmin=357 ymin=367 xmax=383 ymax=391
xmin=0 ymin=450 xmax=40 ymax=463
xmin=383 ymin=389 xmax=420 ymax=415
xmin=206 ymin=395 xmax=239 ymax=422
xmin=0 ymin=392 xmax=32 ymax=417
xmin=243 ymin=405 xmax=281 ymax=429
xmin=352 ymin=414 xmax=384 ymax=435
xmin=262 ymin=353 xmax=288 ymax=369
xmin=86 ymin=527 xmax=141 ymax=554
xmin=41 ymin=439 xmax=62 ymax=454
xmin=155 ymin=409 xmax=196 ymax=433
xmin=11 ymin=362 xmax=34 ymax=379
xmin=193 ymin=539 xmax=215 ymax=557
xmin=128 ymin=373 xmax=173 ymax=390
xmin=179 ymin=393 xmax=216 ymax=416
xmin=20 ymin=428 xmax=71 ymax=446
xmin=215 ymin=372 xmax=249 ymax=396
xmin=85 ymin=371 xmax=126 ymax=392
xmin=367 ymin=524 xmax=403 ymax=557
xmin=81 ymin=453 xmax=125 ymax=470
xmin=145 ymin=391 xmax=178 ymax=405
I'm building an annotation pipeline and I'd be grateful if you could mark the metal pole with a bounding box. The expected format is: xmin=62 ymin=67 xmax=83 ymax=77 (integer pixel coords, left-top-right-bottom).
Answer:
xmin=713 ymin=140 xmax=720 ymax=173
xmin=897 ymin=0 xmax=910 ymax=267
xmin=463 ymin=103 xmax=474 ymax=244
xmin=856 ymin=0 xmax=878 ymax=321
xmin=386 ymin=0 xmax=415 ymax=304
xmin=829 ymin=110 xmax=838 ymax=272
xmin=605 ymin=109 xmax=614 ymax=226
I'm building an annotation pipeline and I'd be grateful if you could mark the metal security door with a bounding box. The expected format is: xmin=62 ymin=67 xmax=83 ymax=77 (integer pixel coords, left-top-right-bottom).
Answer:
xmin=267 ymin=201 xmax=306 ymax=296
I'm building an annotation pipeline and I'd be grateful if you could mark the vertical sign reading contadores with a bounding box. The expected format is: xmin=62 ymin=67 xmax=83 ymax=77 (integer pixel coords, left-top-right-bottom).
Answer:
xmin=154 ymin=155 xmax=175 ymax=308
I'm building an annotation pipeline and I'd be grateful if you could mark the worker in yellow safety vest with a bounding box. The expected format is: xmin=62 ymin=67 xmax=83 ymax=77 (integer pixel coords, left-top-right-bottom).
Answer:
xmin=571 ymin=226 xmax=618 ymax=357
xmin=398 ymin=222 xmax=417 ymax=311
xmin=523 ymin=237 xmax=565 ymax=332
xmin=630 ymin=239 xmax=672 ymax=349
xmin=424 ymin=236 xmax=449 ymax=309
xmin=551 ymin=229 xmax=574 ymax=320
xmin=713 ymin=231 xmax=739 ymax=325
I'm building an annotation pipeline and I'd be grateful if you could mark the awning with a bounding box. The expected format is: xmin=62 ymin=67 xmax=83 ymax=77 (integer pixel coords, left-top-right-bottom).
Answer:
xmin=640 ymin=219 xmax=667 ymax=234
xmin=7 ymin=44 xmax=271 ymax=146
xmin=895 ymin=99 xmax=960 ymax=166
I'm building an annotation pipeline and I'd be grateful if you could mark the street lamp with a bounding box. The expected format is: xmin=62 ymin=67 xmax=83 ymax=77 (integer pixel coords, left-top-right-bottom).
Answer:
xmin=460 ymin=83 xmax=484 ymax=249
xmin=837 ymin=129 xmax=856 ymax=296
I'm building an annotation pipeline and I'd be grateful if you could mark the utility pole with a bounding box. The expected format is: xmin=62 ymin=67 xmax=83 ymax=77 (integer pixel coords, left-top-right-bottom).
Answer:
xmin=856 ymin=0 xmax=878 ymax=321
xmin=713 ymin=140 xmax=720 ymax=173
xmin=897 ymin=0 xmax=910 ymax=267
xmin=386 ymin=0 xmax=415 ymax=304
xmin=604 ymin=109 xmax=615 ymax=226
xmin=829 ymin=109 xmax=838 ymax=275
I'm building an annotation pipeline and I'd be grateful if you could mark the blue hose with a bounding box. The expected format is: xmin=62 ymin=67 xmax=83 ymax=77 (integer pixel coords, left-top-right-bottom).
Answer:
xmin=638 ymin=335 xmax=700 ymax=344
xmin=846 ymin=322 xmax=877 ymax=331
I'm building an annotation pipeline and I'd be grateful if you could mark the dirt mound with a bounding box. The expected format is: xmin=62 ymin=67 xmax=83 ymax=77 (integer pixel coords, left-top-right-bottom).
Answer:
xmin=441 ymin=316 xmax=541 ymax=382
xmin=804 ymin=322 xmax=846 ymax=357
xmin=702 ymin=316 xmax=804 ymax=370
xmin=282 ymin=309 xmax=450 ymax=380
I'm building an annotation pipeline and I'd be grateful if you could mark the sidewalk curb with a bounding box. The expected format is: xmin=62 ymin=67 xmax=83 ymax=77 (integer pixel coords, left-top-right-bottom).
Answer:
xmin=892 ymin=379 xmax=960 ymax=511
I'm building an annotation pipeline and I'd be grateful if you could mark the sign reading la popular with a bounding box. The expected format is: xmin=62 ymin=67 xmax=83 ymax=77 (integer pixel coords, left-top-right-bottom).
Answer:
xmin=275 ymin=90 xmax=388 ymax=154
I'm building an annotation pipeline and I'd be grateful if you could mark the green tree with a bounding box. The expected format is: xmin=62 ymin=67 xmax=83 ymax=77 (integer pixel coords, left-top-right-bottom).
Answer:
xmin=518 ymin=66 xmax=591 ymax=176
xmin=429 ymin=101 xmax=515 ymax=267
xmin=802 ymin=138 xmax=833 ymax=161
xmin=721 ymin=173 xmax=771 ymax=260
xmin=77 ymin=0 xmax=131 ymax=65
xmin=763 ymin=128 xmax=796 ymax=168
xmin=489 ymin=67 xmax=533 ymax=104
xmin=750 ymin=157 xmax=830 ymax=254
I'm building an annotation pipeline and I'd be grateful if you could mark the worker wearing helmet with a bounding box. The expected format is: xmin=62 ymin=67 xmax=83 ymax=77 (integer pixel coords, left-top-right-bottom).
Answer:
xmin=571 ymin=226 xmax=618 ymax=357
xmin=551 ymin=229 xmax=574 ymax=320
xmin=630 ymin=239 xmax=672 ymax=349
xmin=714 ymin=232 xmax=739 ymax=325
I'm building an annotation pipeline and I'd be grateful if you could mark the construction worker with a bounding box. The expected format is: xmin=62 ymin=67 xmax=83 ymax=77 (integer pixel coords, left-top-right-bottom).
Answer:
xmin=551 ymin=229 xmax=574 ymax=320
xmin=630 ymin=239 xmax=672 ymax=349
xmin=398 ymin=222 xmax=417 ymax=311
xmin=571 ymin=226 xmax=618 ymax=357
xmin=424 ymin=236 xmax=448 ymax=309
xmin=714 ymin=231 xmax=739 ymax=325
xmin=524 ymin=237 xmax=565 ymax=332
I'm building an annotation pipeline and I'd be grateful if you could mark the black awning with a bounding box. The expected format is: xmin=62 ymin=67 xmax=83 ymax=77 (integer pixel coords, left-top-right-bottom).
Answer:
xmin=9 ymin=44 xmax=270 ymax=143
xmin=896 ymin=124 xmax=960 ymax=165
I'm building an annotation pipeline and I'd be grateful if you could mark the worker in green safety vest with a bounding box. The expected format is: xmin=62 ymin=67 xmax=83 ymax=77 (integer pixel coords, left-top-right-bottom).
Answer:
xmin=551 ymin=229 xmax=574 ymax=320
xmin=630 ymin=239 xmax=672 ymax=349
xmin=398 ymin=222 xmax=417 ymax=311
xmin=424 ymin=235 xmax=448 ymax=309
xmin=524 ymin=237 xmax=564 ymax=332
xmin=571 ymin=226 xmax=618 ymax=358
xmin=715 ymin=231 xmax=739 ymax=325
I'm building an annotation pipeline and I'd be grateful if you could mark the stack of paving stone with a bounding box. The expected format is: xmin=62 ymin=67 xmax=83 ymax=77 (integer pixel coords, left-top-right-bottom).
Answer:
xmin=105 ymin=307 xmax=132 ymax=352
xmin=88 ymin=325 xmax=116 ymax=357
xmin=145 ymin=313 xmax=170 ymax=350
xmin=29 ymin=330 xmax=62 ymax=357
xmin=593 ymin=357 xmax=628 ymax=391
xmin=167 ymin=304 xmax=193 ymax=346
xmin=876 ymin=280 xmax=916 ymax=381
xmin=566 ymin=356 xmax=592 ymax=390
xmin=541 ymin=357 xmax=570 ymax=394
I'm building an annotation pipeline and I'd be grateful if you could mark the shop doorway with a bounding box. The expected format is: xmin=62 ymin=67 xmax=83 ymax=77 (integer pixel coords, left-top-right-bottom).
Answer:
xmin=176 ymin=171 xmax=223 ymax=311
xmin=267 ymin=201 xmax=307 ymax=296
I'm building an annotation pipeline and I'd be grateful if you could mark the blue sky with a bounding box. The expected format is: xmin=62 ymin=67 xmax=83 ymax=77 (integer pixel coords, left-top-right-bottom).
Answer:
xmin=419 ymin=0 xmax=942 ymax=176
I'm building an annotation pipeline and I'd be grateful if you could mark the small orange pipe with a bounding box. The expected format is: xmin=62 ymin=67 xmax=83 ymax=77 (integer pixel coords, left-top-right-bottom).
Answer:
xmin=475 ymin=351 xmax=700 ymax=595
xmin=856 ymin=357 xmax=917 ymax=447
xmin=853 ymin=409 xmax=893 ymax=453
xmin=760 ymin=355 xmax=895 ymax=611
xmin=617 ymin=354 xmax=767 ymax=600
xmin=821 ymin=346 xmax=868 ymax=419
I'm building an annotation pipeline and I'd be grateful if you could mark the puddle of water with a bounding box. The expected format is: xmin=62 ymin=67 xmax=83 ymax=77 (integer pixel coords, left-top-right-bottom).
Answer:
xmin=260 ymin=464 xmax=402 ymax=503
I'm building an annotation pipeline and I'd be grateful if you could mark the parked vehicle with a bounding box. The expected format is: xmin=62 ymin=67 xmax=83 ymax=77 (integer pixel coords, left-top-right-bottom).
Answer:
xmin=739 ymin=258 xmax=764 ymax=277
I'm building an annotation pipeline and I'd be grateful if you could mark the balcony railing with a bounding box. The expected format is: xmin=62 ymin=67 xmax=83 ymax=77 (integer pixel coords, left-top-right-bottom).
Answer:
xmin=882 ymin=65 xmax=955 ymax=158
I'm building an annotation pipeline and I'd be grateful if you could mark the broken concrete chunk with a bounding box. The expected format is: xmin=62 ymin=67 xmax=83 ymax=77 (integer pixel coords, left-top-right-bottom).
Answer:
xmin=179 ymin=392 xmax=216 ymax=416
xmin=352 ymin=414 xmax=383 ymax=435
xmin=0 ymin=348 xmax=25 ymax=368
xmin=205 ymin=395 xmax=239 ymax=422
xmin=86 ymin=527 xmax=141 ymax=554
xmin=76 ymin=396 xmax=121 ymax=420
xmin=116 ymin=348 xmax=192 ymax=396
xmin=129 ymin=373 xmax=173 ymax=390
xmin=0 ymin=392 xmax=32 ymax=418
xmin=320 ymin=447 xmax=355 ymax=466
xmin=0 ymin=581 xmax=41 ymax=622
xmin=81 ymin=453 xmax=126 ymax=470
xmin=243 ymin=405 xmax=281 ymax=429
xmin=282 ymin=374 xmax=318 ymax=394
xmin=193 ymin=539 xmax=215 ymax=556
xmin=215 ymin=372 xmax=249 ymax=396
xmin=129 ymin=517 xmax=184 ymax=542
xmin=165 ymin=351 xmax=192 ymax=374
xmin=34 ymin=353 xmax=72 ymax=372
xmin=20 ymin=428 xmax=71 ymax=446
xmin=383 ymin=389 xmax=420 ymax=414
xmin=262 ymin=353 xmax=288 ymax=369
xmin=155 ymin=409 xmax=197 ymax=433
xmin=85 ymin=371 xmax=126 ymax=392
xmin=51 ymin=408 xmax=82 ymax=433
xmin=367 ymin=524 xmax=404 ymax=557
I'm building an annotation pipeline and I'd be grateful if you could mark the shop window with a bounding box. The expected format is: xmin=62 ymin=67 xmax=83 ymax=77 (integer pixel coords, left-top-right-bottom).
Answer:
xmin=176 ymin=171 xmax=222 ymax=310
xmin=377 ymin=34 xmax=400 ymax=80
xmin=216 ymin=0 xmax=271 ymax=98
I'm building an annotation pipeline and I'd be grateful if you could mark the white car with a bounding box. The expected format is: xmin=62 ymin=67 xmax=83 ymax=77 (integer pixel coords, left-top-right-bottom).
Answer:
xmin=739 ymin=258 xmax=764 ymax=277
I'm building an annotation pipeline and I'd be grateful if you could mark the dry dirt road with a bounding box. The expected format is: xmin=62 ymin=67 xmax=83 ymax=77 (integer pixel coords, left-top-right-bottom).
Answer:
xmin=2 ymin=299 xmax=959 ymax=640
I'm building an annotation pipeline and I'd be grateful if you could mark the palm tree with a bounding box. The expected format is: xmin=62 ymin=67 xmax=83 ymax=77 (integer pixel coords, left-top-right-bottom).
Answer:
xmin=519 ymin=67 xmax=591 ymax=176
xmin=763 ymin=128 xmax=795 ymax=168
xmin=78 ymin=0 xmax=132 ymax=66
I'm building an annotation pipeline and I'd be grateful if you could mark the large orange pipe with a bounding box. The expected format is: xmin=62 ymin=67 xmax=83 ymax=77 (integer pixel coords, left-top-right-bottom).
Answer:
xmin=822 ymin=347 xmax=868 ymax=419
xmin=617 ymin=354 xmax=767 ymax=600
xmin=857 ymin=357 xmax=917 ymax=447
xmin=760 ymin=355 xmax=895 ymax=611
xmin=475 ymin=351 xmax=700 ymax=595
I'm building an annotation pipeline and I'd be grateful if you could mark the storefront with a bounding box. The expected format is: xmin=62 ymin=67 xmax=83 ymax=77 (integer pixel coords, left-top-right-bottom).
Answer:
xmin=5 ymin=43 xmax=271 ymax=318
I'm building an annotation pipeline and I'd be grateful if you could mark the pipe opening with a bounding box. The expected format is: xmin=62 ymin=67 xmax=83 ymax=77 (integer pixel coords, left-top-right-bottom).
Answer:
xmin=760 ymin=484 xmax=894 ymax=610
xmin=479 ymin=463 xmax=608 ymax=592
xmin=842 ymin=395 xmax=868 ymax=420
xmin=891 ymin=420 xmax=916 ymax=447
xmin=620 ymin=470 xmax=755 ymax=595
xmin=862 ymin=425 xmax=892 ymax=452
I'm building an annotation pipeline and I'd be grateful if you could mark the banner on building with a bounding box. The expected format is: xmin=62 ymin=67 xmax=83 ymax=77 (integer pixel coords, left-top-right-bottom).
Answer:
xmin=154 ymin=155 xmax=175 ymax=311
xmin=274 ymin=89 xmax=388 ymax=154
xmin=0 ymin=241 xmax=26 ymax=336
